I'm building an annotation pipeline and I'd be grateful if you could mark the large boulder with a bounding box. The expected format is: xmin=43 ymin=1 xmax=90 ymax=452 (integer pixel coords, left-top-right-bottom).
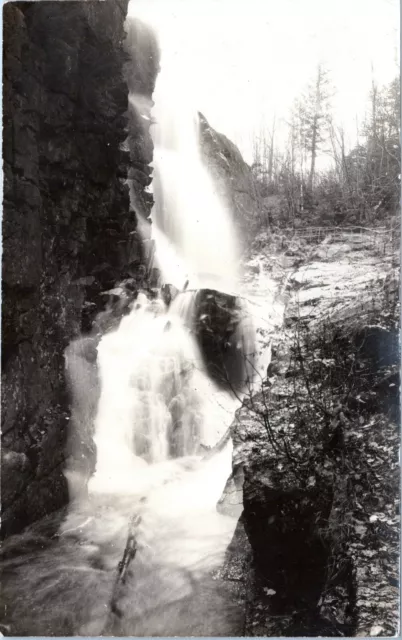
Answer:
xmin=187 ymin=288 xmax=256 ymax=390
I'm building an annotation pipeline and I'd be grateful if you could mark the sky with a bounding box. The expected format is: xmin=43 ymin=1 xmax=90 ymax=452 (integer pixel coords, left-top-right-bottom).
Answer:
xmin=128 ymin=0 xmax=399 ymax=166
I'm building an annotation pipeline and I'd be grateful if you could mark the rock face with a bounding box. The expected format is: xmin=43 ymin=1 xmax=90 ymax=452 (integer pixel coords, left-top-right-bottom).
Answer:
xmin=228 ymin=236 xmax=400 ymax=636
xmin=124 ymin=17 xmax=160 ymax=260
xmin=2 ymin=2 xmax=158 ymax=536
xmin=198 ymin=112 xmax=261 ymax=245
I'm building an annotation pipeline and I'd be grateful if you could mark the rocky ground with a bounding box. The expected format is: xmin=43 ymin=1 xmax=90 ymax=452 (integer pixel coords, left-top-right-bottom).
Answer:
xmin=218 ymin=227 xmax=400 ymax=637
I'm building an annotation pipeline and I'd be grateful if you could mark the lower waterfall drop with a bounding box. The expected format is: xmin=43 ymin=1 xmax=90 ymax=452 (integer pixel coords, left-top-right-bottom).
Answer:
xmin=87 ymin=292 xmax=238 ymax=500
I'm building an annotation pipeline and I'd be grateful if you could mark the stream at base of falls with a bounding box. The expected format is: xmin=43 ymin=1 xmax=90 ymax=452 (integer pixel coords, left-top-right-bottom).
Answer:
xmin=1 ymin=444 xmax=243 ymax=637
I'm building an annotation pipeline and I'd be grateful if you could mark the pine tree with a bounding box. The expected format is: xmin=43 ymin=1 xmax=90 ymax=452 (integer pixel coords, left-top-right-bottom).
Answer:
xmin=302 ymin=65 xmax=333 ymax=193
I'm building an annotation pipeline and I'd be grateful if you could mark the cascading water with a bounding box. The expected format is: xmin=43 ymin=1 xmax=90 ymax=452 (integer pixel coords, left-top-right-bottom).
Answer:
xmin=137 ymin=6 xmax=240 ymax=297
xmin=84 ymin=3 xmax=249 ymax=504
xmin=88 ymin=292 xmax=237 ymax=498
xmin=151 ymin=105 xmax=240 ymax=294
xmin=1 ymin=291 xmax=245 ymax=635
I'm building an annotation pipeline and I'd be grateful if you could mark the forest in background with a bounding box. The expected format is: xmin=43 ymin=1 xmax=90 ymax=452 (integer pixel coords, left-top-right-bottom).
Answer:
xmin=251 ymin=68 xmax=400 ymax=229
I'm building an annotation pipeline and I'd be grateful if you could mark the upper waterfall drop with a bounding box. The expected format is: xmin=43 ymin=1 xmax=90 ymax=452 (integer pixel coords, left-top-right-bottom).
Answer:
xmin=148 ymin=36 xmax=240 ymax=296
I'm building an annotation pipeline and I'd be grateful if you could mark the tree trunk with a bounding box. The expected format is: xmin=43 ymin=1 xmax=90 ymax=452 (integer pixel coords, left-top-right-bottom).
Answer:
xmin=308 ymin=116 xmax=318 ymax=192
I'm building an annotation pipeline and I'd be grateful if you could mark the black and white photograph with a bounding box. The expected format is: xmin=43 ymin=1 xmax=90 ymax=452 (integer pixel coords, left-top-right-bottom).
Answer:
xmin=1 ymin=0 xmax=400 ymax=636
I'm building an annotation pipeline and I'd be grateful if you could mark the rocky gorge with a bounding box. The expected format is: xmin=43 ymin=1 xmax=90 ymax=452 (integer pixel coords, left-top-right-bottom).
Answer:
xmin=2 ymin=0 xmax=258 ymax=536
xmin=1 ymin=1 xmax=400 ymax=637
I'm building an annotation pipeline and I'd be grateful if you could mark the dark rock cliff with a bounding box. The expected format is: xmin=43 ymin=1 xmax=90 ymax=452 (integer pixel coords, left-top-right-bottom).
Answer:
xmin=1 ymin=1 xmax=157 ymax=536
xmin=198 ymin=112 xmax=261 ymax=245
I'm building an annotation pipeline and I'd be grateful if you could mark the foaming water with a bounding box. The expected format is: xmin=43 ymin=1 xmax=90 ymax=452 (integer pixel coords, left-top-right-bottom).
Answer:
xmin=1 ymin=446 xmax=240 ymax=636
xmin=147 ymin=222 xmax=190 ymax=290
xmin=1 ymin=292 xmax=243 ymax=636
xmin=88 ymin=293 xmax=239 ymax=497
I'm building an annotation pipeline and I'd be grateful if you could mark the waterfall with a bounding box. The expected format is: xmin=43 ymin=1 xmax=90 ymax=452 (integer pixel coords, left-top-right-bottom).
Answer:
xmin=138 ymin=8 xmax=240 ymax=297
xmin=2 ymin=8 xmax=258 ymax=637
xmin=86 ymin=284 xmax=247 ymax=497
xmin=87 ymin=291 xmax=237 ymax=497
xmin=78 ymin=11 xmax=254 ymax=498
xmin=1 ymin=7 xmax=276 ymax=638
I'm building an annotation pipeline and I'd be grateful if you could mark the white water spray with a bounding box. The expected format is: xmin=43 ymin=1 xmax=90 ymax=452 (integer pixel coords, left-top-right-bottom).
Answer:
xmin=87 ymin=292 xmax=237 ymax=498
